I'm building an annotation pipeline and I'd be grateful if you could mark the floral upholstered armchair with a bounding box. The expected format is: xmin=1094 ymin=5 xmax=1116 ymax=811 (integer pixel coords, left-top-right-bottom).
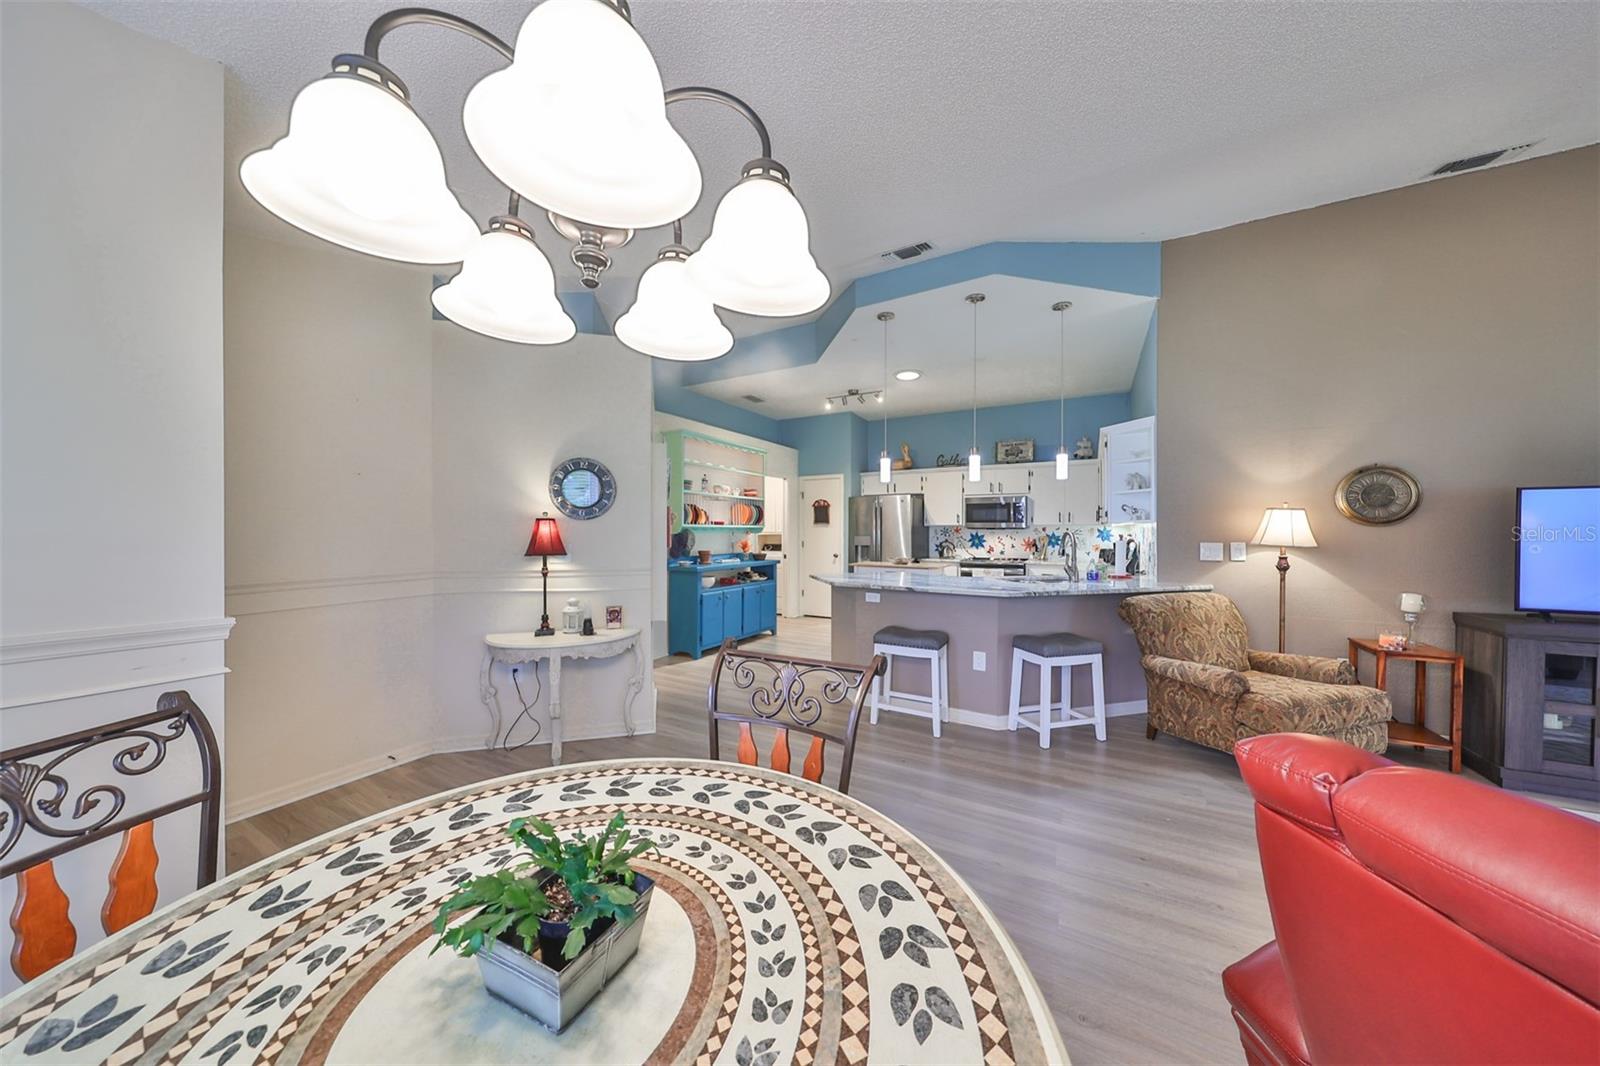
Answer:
xmin=1118 ymin=592 xmax=1391 ymax=753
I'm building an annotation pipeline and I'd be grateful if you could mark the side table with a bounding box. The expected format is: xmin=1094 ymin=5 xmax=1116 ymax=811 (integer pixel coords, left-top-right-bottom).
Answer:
xmin=479 ymin=628 xmax=644 ymax=763
xmin=1349 ymin=637 xmax=1464 ymax=772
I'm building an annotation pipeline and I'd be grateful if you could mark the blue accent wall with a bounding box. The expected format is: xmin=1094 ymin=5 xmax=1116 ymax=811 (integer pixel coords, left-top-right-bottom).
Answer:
xmin=855 ymin=393 xmax=1132 ymax=472
xmin=777 ymin=413 xmax=868 ymax=476
xmin=1129 ymin=318 xmax=1157 ymax=419
xmin=652 ymin=362 xmax=783 ymax=442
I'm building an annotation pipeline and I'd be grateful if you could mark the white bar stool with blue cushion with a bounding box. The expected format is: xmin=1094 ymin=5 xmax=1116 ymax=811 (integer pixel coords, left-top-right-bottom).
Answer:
xmin=1008 ymin=632 xmax=1106 ymax=748
xmin=870 ymin=625 xmax=950 ymax=738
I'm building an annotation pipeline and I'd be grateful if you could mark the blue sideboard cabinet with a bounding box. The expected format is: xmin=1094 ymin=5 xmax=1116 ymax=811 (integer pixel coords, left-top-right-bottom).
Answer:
xmin=668 ymin=558 xmax=779 ymax=658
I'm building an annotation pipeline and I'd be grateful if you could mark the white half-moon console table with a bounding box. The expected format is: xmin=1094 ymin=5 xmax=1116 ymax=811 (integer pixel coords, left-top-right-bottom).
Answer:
xmin=478 ymin=628 xmax=643 ymax=763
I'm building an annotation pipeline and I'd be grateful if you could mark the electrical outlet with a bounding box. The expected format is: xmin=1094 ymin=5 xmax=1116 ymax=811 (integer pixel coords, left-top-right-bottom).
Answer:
xmin=1200 ymin=541 xmax=1224 ymax=562
xmin=865 ymin=592 xmax=880 ymax=603
xmin=972 ymin=650 xmax=986 ymax=672
xmin=1230 ymin=541 xmax=1248 ymax=561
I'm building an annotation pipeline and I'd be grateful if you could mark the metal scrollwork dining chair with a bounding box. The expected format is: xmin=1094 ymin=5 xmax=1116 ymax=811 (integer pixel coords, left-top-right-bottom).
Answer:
xmin=1 ymin=690 xmax=221 ymax=983
xmin=707 ymin=639 xmax=886 ymax=794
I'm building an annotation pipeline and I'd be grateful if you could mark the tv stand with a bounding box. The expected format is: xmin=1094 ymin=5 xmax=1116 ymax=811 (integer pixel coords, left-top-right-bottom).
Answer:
xmin=1455 ymin=612 xmax=1599 ymax=799
xmin=1524 ymin=611 xmax=1557 ymax=622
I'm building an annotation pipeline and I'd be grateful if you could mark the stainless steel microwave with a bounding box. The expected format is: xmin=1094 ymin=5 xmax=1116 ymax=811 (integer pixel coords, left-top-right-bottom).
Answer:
xmin=963 ymin=494 xmax=1032 ymax=529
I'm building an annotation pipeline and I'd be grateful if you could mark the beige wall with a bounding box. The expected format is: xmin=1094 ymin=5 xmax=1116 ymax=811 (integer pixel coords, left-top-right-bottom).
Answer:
xmin=1158 ymin=146 xmax=1600 ymax=734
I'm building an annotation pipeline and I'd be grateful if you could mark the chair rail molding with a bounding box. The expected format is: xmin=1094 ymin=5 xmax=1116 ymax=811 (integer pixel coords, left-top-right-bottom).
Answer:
xmin=226 ymin=568 xmax=652 ymax=616
xmin=0 ymin=618 xmax=236 ymax=666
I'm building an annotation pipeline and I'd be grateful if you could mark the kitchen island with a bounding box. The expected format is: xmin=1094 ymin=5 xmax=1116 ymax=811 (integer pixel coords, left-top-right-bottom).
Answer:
xmin=818 ymin=570 xmax=1212 ymax=728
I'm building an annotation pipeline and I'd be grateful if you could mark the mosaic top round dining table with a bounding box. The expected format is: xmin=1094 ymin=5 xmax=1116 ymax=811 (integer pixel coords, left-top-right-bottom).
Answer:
xmin=0 ymin=758 xmax=1067 ymax=1066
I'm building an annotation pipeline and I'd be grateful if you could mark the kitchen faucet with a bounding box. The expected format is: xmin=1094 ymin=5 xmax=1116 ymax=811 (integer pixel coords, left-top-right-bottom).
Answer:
xmin=1062 ymin=529 xmax=1080 ymax=582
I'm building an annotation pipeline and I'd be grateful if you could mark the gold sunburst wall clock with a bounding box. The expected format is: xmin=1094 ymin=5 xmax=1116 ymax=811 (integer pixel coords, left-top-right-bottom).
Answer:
xmin=1335 ymin=464 xmax=1421 ymax=525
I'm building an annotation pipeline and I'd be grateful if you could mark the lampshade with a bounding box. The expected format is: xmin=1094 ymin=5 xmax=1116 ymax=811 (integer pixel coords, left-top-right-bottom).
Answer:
xmin=967 ymin=448 xmax=982 ymax=482
xmin=1055 ymin=447 xmax=1071 ymax=480
xmin=240 ymin=60 xmax=478 ymax=264
xmin=431 ymin=218 xmax=576 ymax=345
xmin=525 ymin=513 xmax=567 ymax=557
xmin=614 ymin=248 xmax=733 ymax=360
xmin=686 ymin=164 xmax=829 ymax=317
xmin=1252 ymin=504 xmax=1318 ymax=548
xmin=461 ymin=0 xmax=700 ymax=230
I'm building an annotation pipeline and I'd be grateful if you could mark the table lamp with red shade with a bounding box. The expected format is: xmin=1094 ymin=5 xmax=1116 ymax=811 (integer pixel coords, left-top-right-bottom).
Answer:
xmin=525 ymin=512 xmax=567 ymax=636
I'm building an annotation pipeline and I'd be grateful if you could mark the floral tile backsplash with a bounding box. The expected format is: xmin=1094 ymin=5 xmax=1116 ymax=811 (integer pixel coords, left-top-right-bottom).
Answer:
xmin=931 ymin=522 xmax=1157 ymax=576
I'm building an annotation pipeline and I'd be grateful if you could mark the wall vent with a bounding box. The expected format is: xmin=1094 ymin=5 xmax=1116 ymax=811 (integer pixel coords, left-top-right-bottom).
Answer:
xmin=1429 ymin=143 xmax=1535 ymax=177
xmin=880 ymin=241 xmax=933 ymax=261
xmin=740 ymin=394 xmax=766 ymax=404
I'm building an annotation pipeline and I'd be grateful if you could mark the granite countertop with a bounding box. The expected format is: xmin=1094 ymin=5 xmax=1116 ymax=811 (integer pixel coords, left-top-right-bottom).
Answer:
xmin=815 ymin=570 xmax=1212 ymax=598
xmin=850 ymin=560 xmax=952 ymax=570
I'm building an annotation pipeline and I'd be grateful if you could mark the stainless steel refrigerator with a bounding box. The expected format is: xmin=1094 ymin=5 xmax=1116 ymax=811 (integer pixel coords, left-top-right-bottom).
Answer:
xmin=849 ymin=494 xmax=929 ymax=563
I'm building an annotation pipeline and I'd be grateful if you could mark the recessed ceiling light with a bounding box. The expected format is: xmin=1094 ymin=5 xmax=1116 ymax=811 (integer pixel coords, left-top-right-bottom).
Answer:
xmin=895 ymin=369 xmax=921 ymax=381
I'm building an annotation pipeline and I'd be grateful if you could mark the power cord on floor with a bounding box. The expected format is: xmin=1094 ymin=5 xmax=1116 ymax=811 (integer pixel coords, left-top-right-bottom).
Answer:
xmin=501 ymin=663 xmax=544 ymax=752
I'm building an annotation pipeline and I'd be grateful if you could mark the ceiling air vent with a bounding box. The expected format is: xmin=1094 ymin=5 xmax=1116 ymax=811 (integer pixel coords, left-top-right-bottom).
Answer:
xmin=740 ymin=394 xmax=766 ymax=404
xmin=880 ymin=241 xmax=933 ymax=262
xmin=1428 ymin=143 xmax=1535 ymax=177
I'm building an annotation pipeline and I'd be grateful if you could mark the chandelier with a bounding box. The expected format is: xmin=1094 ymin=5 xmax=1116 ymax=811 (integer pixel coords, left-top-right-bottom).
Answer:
xmin=240 ymin=0 xmax=828 ymax=360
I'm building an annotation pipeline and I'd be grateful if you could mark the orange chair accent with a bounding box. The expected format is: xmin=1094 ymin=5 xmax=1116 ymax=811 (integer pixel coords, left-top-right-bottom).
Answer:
xmin=2 ymin=691 xmax=220 ymax=983
xmin=102 ymin=821 xmax=160 ymax=934
xmin=9 ymin=862 xmax=76 ymax=982
xmin=707 ymin=640 xmax=883 ymax=794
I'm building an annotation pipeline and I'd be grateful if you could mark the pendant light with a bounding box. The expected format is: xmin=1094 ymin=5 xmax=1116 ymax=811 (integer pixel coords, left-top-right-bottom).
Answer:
xmin=431 ymin=215 xmax=576 ymax=343
xmin=966 ymin=293 xmax=985 ymax=482
xmin=1053 ymin=300 xmax=1073 ymax=479
xmin=877 ymin=311 xmax=895 ymax=484
xmin=615 ymin=231 xmax=733 ymax=361
xmin=239 ymin=57 xmax=478 ymax=264
xmin=462 ymin=0 xmax=701 ymax=230
xmin=686 ymin=161 xmax=829 ymax=317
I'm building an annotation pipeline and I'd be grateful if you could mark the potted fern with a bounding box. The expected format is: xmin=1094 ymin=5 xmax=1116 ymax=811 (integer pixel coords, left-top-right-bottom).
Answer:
xmin=431 ymin=812 xmax=656 ymax=1031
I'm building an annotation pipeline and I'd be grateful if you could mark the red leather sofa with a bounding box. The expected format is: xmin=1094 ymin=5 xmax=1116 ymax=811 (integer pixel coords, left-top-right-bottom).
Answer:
xmin=1224 ymin=733 xmax=1600 ymax=1064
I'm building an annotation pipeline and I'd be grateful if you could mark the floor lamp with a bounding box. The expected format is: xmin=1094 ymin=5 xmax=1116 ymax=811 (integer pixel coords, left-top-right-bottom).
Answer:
xmin=1252 ymin=503 xmax=1318 ymax=653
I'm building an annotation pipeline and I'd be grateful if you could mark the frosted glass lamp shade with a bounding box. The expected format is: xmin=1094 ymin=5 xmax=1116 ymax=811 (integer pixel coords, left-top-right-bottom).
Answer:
xmin=614 ymin=251 xmax=733 ymax=361
xmin=240 ymin=66 xmax=477 ymax=264
xmin=1055 ymin=447 xmax=1070 ymax=479
xmin=431 ymin=222 xmax=576 ymax=345
xmin=1252 ymin=505 xmax=1318 ymax=548
xmin=687 ymin=170 xmax=829 ymax=317
xmin=967 ymin=448 xmax=982 ymax=482
xmin=879 ymin=453 xmax=892 ymax=484
xmin=462 ymin=0 xmax=700 ymax=229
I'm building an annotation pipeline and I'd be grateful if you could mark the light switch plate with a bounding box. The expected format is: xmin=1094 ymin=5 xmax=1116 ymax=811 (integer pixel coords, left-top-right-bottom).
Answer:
xmin=1200 ymin=542 xmax=1224 ymax=562
xmin=1230 ymin=542 xmax=1248 ymax=561
xmin=972 ymin=650 xmax=986 ymax=671
xmin=865 ymin=592 xmax=881 ymax=603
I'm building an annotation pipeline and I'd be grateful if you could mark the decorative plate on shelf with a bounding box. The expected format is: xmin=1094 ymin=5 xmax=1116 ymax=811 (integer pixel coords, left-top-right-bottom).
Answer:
xmin=550 ymin=456 xmax=616 ymax=520
xmin=1335 ymin=464 xmax=1421 ymax=525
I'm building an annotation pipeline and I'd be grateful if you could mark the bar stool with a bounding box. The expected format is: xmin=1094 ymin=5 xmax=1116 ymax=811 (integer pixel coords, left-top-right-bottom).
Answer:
xmin=1008 ymin=632 xmax=1106 ymax=748
xmin=870 ymin=625 xmax=951 ymax=738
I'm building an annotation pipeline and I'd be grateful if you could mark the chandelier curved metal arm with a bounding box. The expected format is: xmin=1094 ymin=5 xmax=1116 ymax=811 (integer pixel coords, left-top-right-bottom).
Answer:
xmin=663 ymin=86 xmax=773 ymax=160
xmin=363 ymin=8 xmax=517 ymax=63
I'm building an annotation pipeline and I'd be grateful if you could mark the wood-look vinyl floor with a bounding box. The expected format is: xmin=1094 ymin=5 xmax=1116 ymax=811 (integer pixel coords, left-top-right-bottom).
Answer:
xmin=228 ymin=617 xmax=1548 ymax=1064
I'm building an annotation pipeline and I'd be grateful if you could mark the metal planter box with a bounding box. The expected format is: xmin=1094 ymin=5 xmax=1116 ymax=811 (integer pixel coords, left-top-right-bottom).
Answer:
xmin=474 ymin=873 xmax=655 ymax=1033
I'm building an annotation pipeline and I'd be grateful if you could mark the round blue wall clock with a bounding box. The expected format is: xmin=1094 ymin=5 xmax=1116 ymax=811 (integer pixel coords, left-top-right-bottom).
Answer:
xmin=549 ymin=457 xmax=617 ymax=520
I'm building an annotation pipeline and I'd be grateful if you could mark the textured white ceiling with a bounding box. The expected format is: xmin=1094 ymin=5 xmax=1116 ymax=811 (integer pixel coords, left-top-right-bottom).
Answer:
xmin=85 ymin=0 xmax=1599 ymax=342
xmin=691 ymin=275 xmax=1156 ymax=420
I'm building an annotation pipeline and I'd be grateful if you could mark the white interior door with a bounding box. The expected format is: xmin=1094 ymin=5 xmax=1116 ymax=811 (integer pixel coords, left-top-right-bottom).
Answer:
xmin=798 ymin=475 xmax=844 ymax=618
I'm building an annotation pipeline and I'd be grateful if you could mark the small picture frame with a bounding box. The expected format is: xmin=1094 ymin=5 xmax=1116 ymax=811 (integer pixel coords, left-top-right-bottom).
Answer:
xmin=995 ymin=439 xmax=1034 ymax=464
xmin=604 ymin=605 xmax=623 ymax=629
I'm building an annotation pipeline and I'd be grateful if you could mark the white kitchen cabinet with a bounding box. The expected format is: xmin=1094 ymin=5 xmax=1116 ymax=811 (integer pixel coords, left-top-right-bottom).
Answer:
xmin=858 ymin=475 xmax=887 ymax=497
xmin=1064 ymin=460 xmax=1102 ymax=523
xmin=1099 ymin=415 xmax=1156 ymax=523
xmin=921 ymin=468 xmax=964 ymax=526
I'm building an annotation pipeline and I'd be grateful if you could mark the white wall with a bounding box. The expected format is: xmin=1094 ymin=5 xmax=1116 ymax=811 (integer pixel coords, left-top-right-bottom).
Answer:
xmin=223 ymin=230 xmax=437 ymax=818
xmin=432 ymin=328 xmax=655 ymax=750
xmin=0 ymin=2 xmax=226 ymax=991
xmin=223 ymin=232 xmax=656 ymax=820
xmin=649 ymin=413 xmax=803 ymax=651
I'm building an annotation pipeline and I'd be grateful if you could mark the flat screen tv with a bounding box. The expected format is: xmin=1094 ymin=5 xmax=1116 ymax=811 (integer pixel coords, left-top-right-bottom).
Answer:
xmin=1515 ymin=485 xmax=1600 ymax=615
